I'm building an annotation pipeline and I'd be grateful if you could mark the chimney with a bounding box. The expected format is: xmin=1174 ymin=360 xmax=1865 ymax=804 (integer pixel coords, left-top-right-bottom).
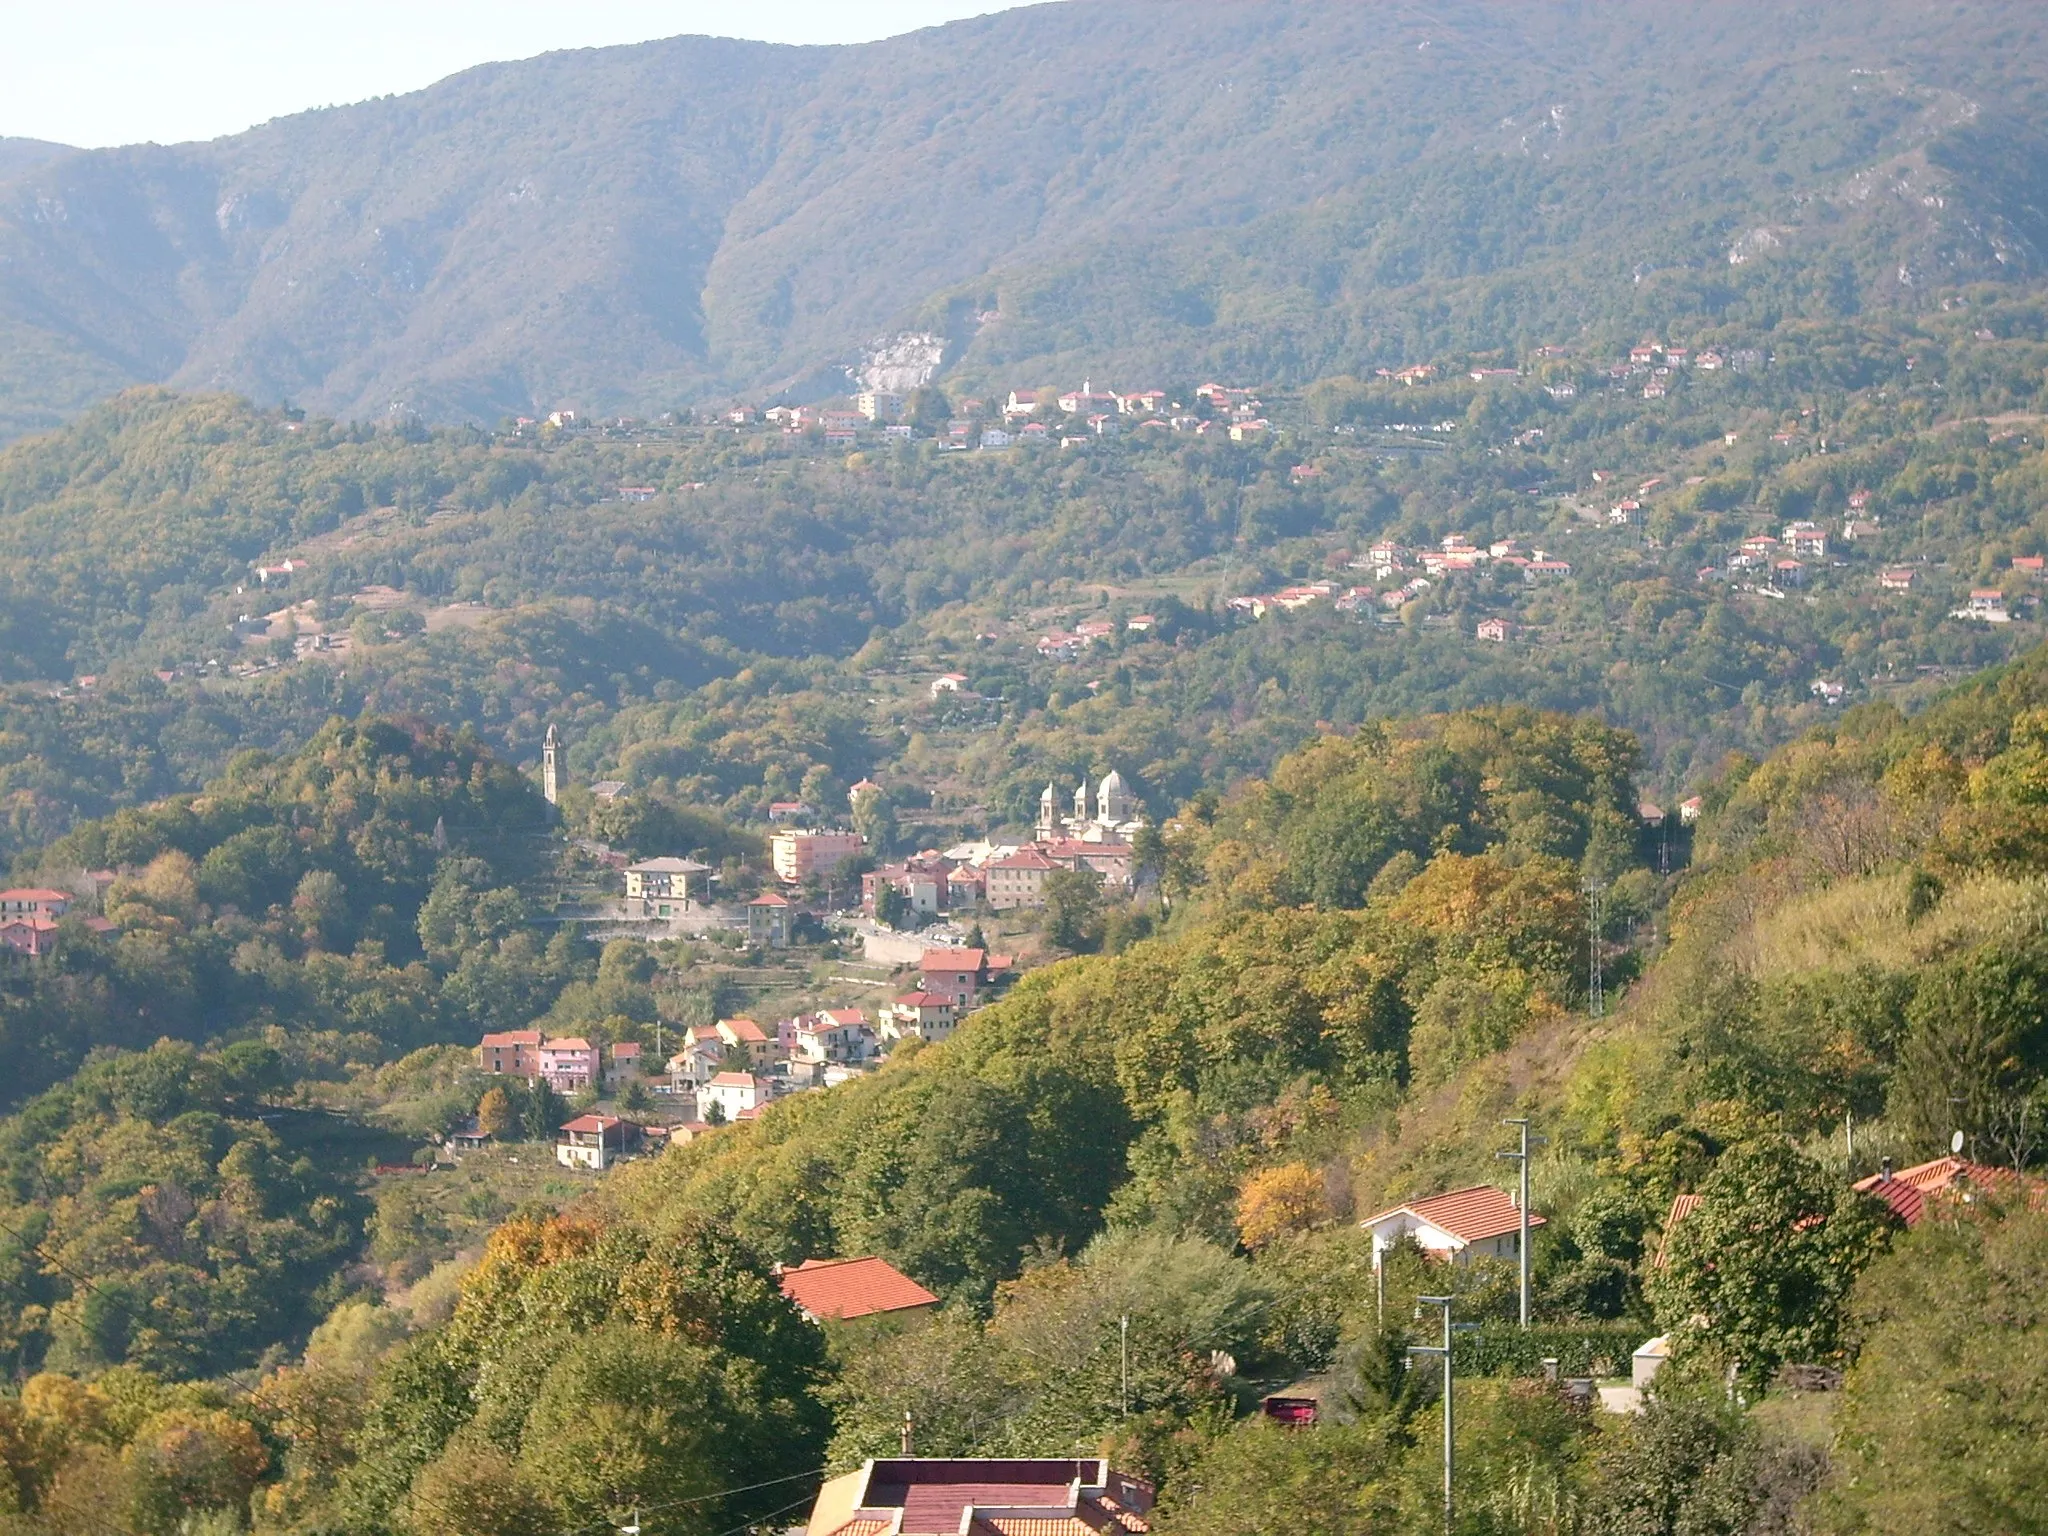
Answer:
xmin=1879 ymin=1157 xmax=1893 ymax=1184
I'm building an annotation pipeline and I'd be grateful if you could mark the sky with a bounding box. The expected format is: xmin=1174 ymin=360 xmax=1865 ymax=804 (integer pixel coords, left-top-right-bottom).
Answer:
xmin=0 ymin=0 xmax=1025 ymax=149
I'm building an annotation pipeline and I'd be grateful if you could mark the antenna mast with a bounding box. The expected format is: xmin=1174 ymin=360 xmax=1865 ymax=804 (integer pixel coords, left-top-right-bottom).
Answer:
xmin=1584 ymin=879 xmax=1607 ymax=1018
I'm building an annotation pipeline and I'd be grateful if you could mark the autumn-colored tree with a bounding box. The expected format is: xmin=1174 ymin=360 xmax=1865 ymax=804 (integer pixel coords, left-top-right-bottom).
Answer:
xmin=475 ymin=1086 xmax=515 ymax=1140
xmin=1235 ymin=1163 xmax=1335 ymax=1250
xmin=122 ymin=1408 xmax=270 ymax=1532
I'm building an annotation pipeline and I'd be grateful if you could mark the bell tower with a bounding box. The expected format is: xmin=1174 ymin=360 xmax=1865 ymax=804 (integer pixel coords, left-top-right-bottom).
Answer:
xmin=542 ymin=724 xmax=560 ymax=806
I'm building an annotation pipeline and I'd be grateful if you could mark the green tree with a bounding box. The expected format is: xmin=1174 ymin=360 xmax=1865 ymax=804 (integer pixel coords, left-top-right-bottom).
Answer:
xmin=406 ymin=1440 xmax=560 ymax=1536
xmin=1155 ymin=1419 xmax=1398 ymax=1535
xmin=1042 ymin=868 xmax=1105 ymax=952
xmin=1652 ymin=1140 xmax=1891 ymax=1386
xmin=1579 ymin=1394 xmax=1823 ymax=1536
xmin=875 ymin=882 xmax=910 ymax=930
xmin=1816 ymin=1204 xmax=2048 ymax=1535
xmin=517 ymin=1327 xmax=734 ymax=1528
xmin=853 ymin=792 xmax=897 ymax=858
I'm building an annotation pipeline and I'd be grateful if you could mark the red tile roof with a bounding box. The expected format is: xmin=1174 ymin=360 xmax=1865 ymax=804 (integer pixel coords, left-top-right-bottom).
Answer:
xmin=1654 ymin=1193 xmax=1703 ymax=1268
xmin=1852 ymin=1155 xmax=2016 ymax=1196
xmin=1362 ymin=1184 xmax=1545 ymax=1245
xmin=991 ymin=849 xmax=1059 ymax=870
xmin=1851 ymin=1156 xmax=2039 ymax=1226
xmin=779 ymin=1256 xmax=940 ymax=1320
xmin=0 ymin=889 xmax=71 ymax=903
xmin=922 ymin=948 xmax=986 ymax=974
xmin=809 ymin=1460 xmax=1151 ymax=1536
xmin=558 ymin=1114 xmax=625 ymax=1134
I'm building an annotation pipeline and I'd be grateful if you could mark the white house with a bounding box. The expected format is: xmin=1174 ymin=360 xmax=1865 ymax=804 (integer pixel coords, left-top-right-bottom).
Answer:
xmin=879 ymin=991 xmax=960 ymax=1044
xmin=555 ymin=1114 xmax=639 ymax=1171
xmin=1358 ymin=1185 xmax=1545 ymax=1268
xmin=667 ymin=1024 xmax=725 ymax=1087
xmin=698 ymin=1071 xmax=767 ymax=1123
xmin=624 ymin=856 xmax=711 ymax=917
xmin=791 ymin=1009 xmax=874 ymax=1067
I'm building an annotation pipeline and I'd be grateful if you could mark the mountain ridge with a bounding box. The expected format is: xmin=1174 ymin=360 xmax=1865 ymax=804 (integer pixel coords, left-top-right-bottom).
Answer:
xmin=5 ymin=0 xmax=2048 ymax=437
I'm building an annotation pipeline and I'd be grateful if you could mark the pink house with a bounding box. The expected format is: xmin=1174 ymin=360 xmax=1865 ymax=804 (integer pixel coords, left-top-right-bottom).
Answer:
xmin=0 ymin=917 xmax=59 ymax=957
xmin=539 ymin=1037 xmax=599 ymax=1093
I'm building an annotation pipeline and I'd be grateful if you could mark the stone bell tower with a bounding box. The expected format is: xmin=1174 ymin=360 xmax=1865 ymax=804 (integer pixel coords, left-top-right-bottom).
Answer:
xmin=542 ymin=724 xmax=560 ymax=806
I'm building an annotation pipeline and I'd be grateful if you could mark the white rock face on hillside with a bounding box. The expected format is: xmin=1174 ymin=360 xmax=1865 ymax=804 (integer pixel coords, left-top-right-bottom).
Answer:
xmin=855 ymin=333 xmax=945 ymax=393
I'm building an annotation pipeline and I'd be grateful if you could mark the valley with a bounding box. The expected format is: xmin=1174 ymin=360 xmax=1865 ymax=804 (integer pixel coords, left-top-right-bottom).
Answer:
xmin=0 ymin=3 xmax=2045 ymax=1533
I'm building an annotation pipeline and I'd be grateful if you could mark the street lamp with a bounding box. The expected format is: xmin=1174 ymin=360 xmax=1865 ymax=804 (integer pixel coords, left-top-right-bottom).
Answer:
xmin=1409 ymin=1295 xmax=1480 ymax=1535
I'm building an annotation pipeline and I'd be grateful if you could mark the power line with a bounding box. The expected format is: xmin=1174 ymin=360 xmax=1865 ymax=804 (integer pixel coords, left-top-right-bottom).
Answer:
xmin=625 ymin=1466 xmax=828 ymax=1516
xmin=566 ymin=1476 xmax=827 ymax=1536
xmin=0 ymin=1206 xmax=266 ymax=1395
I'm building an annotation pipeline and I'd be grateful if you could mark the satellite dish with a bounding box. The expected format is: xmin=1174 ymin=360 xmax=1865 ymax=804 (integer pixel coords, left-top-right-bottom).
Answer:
xmin=1952 ymin=1130 xmax=1966 ymax=1154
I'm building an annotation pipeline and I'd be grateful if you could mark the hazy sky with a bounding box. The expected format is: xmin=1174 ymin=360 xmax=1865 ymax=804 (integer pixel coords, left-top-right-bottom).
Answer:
xmin=0 ymin=1 xmax=1026 ymax=149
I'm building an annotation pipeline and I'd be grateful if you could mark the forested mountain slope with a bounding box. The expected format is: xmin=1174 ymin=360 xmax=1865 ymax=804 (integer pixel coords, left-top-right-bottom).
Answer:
xmin=5 ymin=0 xmax=2048 ymax=434
xmin=0 ymin=657 xmax=2039 ymax=1528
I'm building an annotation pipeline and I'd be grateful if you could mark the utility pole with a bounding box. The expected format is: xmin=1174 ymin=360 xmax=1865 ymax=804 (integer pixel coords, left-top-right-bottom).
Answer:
xmin=1497 ymin=1118 xmax=1547 ymax=1329
xmin=901 ymin=1412 xmax=914 ymax=1456
xmin=1409 ymin=1297 xmax=1479 ymax=1536
xmin=1583 ymin=879 xmax=1607 ymax=1018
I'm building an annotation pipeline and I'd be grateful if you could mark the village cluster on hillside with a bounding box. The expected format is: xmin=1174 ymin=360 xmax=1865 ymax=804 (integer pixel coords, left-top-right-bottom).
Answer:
xmin=466 ymin=942 xmax=1009 ymax=1163
xmin=515 ymin=378 xmax=1274 ymax=453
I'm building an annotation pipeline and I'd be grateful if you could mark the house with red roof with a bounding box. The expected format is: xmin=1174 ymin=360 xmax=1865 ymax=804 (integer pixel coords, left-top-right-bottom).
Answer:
xmin=1852 ymin=1155 xmax=2041 ymax=1227
xmin=920 ymin=947 xmax=995 ymax=1005
xmin=0 ymin=916 xmax=61 ymax=957
xmin=538 ymin=1037 xmax=599 ymax=1094
xmin=779 ymin=1256 xmax=939 ymax=1322
xmin=748 ymin=891 xmax=794 ymax=948
xmin=0 ymin=889 xmax=71 ymax=920
xmin=478 ymin=1028 xmax=543 ymax=1078
xmin=986 ymin=848 xmax=1059 ymax=910
xmin=555 ymin=1114 xmax=641 ymax=1171
xmin=1653 ymin=1193 xmax=1703 ymax=1268
xmin=668 ymin=1023 xmax=725 ymax=1085
xmin=698 ymin=1071 xmax=768 ymax=1123
xmin=791 ymin=1009 xmax=875 ymax=1068
xmin=715 ymin=1016 xmax=777 ymax=1068
xmin=805 ymin=1458 xmax=1151 ymax=1536
xmin=1359 ymin=1185 xmax=1545 ymax=1268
